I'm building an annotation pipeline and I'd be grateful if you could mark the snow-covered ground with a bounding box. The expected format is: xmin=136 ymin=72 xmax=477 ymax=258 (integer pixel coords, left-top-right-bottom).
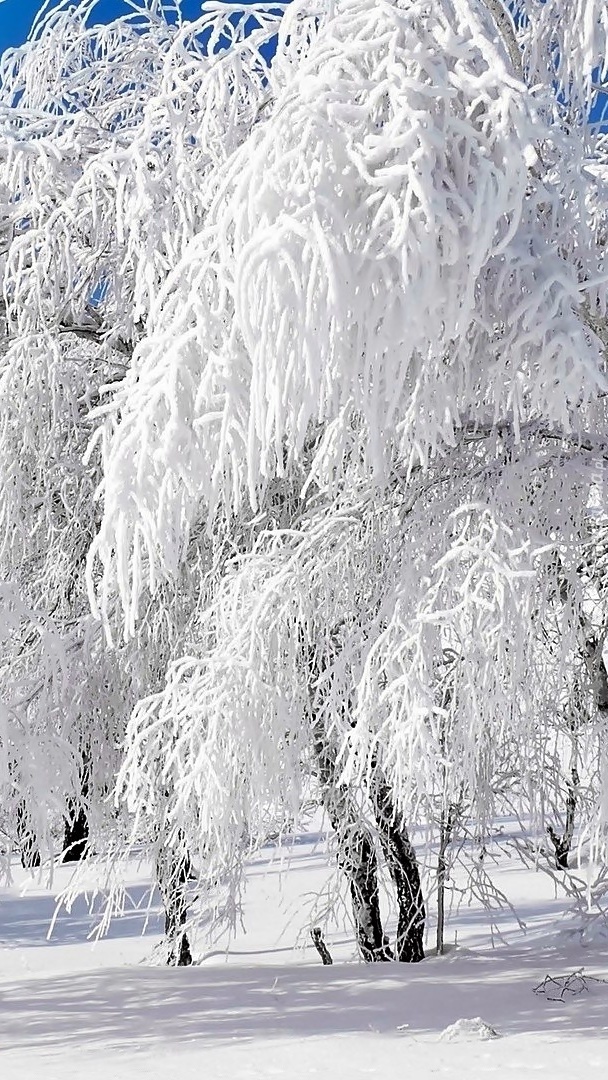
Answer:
xmin=1 ymin=825 xmax=607 ymax=1080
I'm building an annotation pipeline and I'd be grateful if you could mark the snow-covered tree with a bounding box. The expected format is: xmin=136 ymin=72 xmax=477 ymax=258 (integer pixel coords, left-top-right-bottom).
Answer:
xmin=0 ymin=0 xmax=282 ymax=872
xmin=2 ymin=0 xmax=608 ymax=960
xmin=0 ymin=0 xmax=307 ymax=964
xmin=91 ymin=0 xmax=608 ymax=953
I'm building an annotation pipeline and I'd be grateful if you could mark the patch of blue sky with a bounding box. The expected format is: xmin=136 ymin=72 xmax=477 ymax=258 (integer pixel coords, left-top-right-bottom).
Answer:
xmin=0 ymin=0 xmax=124 ymax=56
xmin=0 ymin=0 xmax=286 ymax=59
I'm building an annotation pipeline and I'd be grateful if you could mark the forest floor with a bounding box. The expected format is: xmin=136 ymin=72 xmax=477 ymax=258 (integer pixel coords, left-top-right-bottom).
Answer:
xmin=1 ymin=822 xmax=607 ymax=1079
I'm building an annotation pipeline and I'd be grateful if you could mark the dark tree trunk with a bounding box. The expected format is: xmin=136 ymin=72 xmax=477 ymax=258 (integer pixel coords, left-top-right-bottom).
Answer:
xmin=308 ymin=646 xmax=424 ymax=964
xmin=311 ymin=927 xmax=333 ymax=965
xmin=547 ymin=765 xmax=579 ymax=870
xmin=63 ymin=800 xmax=89 ymax=862
xmin=16 ymin=799 xmax=41 ymax=869
xmin=371 ymin=776 xmax=425 ymax=963
xmin=341 ymin=823 xmax=394 ymax=962
xmin=63 ymin=761 xmax=90 ymax=863
xmin=313 ymin=722 xmax=392 ymax=962
xmin=158 ymin=846 xmax=193 ymax=967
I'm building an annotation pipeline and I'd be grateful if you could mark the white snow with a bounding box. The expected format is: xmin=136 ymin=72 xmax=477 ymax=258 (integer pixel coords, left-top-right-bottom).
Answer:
xmin=439 ymin=1016 xmax=502 ymax=1041
xmin=1 ymin=826 xmax=608 ymax=1080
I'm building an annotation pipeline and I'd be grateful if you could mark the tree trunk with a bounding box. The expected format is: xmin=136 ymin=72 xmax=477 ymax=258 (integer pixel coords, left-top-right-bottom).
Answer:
xmin=157 ymin=845 xmax=193 ymax=966
xmin=62 ymin=761 xmax=90 ymax=862
xmin=16 ymin=799 xmax=41 ymax=869
xmin=547 ymin=765 xmax=579 ymax=870
xmin=63 ymin=800 xmax=89 ymax=862
xmin=436 ymin=804 xmax=456 ymax=956
xmin=341 ymin=822 xmax=394 ymax=962
xmin=370 ymin=775 xmax=425 ymax=963
xmin=436 ymin=824 xmax=450 ymax=956
xmin=311 ymin=927 xmax=333 ymax=965
xmin=308 ymin=646 xmax=423 ymax=963
xmin=313 ymin=722 xmax=392 ymax=962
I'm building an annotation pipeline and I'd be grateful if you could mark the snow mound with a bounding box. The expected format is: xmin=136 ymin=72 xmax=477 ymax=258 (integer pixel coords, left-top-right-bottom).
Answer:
xmin=439 ymin=1017 xmax=502 ymax=1042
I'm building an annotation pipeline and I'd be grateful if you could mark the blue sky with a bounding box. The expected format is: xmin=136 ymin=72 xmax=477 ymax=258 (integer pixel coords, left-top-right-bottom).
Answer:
xmin=0 ymin=1 xmax=125 ymax=55
xmin=0 ymin=1 xmax=208 ymax=56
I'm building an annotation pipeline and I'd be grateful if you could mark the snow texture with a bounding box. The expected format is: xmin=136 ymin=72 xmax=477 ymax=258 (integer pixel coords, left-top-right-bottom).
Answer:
xmin=1 ymin=823 xmax=608 ymax=1080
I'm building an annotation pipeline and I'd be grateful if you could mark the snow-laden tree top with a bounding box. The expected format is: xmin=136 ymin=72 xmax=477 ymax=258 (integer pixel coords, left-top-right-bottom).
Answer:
xmin=1 ymin=1 xmax=606 ymax=624
xmin=65 ymin=0 xmax=608 ymax=626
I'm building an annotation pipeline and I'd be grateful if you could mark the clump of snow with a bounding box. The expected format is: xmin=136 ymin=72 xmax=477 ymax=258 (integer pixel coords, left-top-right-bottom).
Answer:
xmin=440 ymin=1017 xmax=503 ymax=1041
